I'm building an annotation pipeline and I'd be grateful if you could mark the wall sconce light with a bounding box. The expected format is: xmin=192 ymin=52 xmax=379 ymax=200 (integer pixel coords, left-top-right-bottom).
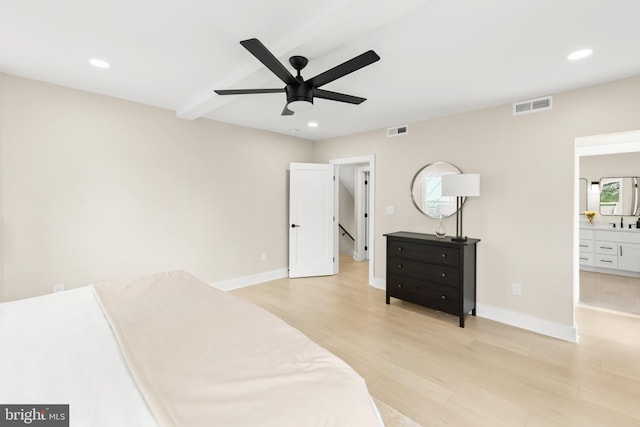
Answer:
xmin=442 ymin=173 xmax=481 ymax=242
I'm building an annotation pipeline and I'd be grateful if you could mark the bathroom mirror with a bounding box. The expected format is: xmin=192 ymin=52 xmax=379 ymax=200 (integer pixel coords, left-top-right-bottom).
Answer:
xmin=411 ymin=162 xmax=463 ymax=218
xmin=579 ymin=178 xmax=588 ymax=214
xmin=599 ymin=176 xmax=640 ymax=216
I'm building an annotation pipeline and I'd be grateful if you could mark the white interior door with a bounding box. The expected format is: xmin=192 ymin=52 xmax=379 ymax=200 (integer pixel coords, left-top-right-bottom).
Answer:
xmin=289 ymin=163 xmax=336 ymax=278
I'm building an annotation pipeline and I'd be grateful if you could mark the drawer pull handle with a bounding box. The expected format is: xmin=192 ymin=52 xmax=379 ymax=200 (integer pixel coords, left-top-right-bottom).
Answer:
xmin=441 ymin=295 xmax=446 ymax=300
xmin=579 ymin=257 xmax=588 ymax=260
xmin=397 ymin=247 xmax=403 ymax=252
xmin=441 ymin=253 xmax=447 ymax=258
xmin=601 ymin=260 xmax=613 ymax=263
xmin=600 ymin=246 xmax=613 ymax=250
xmin=579 ymin=244 xmax=588 ymax=248
xmin=398 ymin=264 xmax=403 ymax=268
xmin=441 ymin=273 xmax=447 ymax=278
xmin=397 ymin=284 xmax=403 ymax=288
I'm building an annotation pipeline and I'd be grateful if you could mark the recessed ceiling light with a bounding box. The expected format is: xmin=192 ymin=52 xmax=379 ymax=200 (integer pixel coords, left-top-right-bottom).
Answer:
xmin=567 ymin=49 xmax=593 ymax=61
xmin=308 ymin=122 xmax=318 ymax=128
xmin=89 ymin=58 xmax=110 ymax=68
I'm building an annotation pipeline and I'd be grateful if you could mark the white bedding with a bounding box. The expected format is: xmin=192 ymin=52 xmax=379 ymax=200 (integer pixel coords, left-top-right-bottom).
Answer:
xmin=0 ymin=273 xmax=384 ymax=426
xmin=0 ymin=286 xmax=157 ymax=426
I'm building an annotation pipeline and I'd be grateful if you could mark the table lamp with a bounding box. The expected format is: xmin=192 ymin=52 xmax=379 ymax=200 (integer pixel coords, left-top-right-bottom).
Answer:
xmin=441 ymin=173 xmax=480 ymax=242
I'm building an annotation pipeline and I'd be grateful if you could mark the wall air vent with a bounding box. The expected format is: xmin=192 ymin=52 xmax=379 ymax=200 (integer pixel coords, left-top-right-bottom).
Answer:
xmin=512 ymin=96 xmax=553 ymax=116
xmin=388 ymin=125 xmax=408 ymax=137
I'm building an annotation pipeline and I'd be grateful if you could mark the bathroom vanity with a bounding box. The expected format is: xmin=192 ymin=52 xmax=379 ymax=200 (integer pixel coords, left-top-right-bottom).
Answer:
xmin=579 ymin=225 xmax=640 ymax=277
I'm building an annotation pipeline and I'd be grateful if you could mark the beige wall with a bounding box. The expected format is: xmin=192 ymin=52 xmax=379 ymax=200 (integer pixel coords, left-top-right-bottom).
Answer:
xmin=0 ymin=73 xmax=314 ymax=301
xmin=581 ymin=152 xmax=640 ymax=181
xmin=314 ymin=75 xmax=640 ymax=335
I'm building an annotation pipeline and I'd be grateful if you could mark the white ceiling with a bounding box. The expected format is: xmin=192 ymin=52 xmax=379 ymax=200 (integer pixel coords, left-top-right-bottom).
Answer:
xmin=2 ymin=0 xmax=640 ymax=141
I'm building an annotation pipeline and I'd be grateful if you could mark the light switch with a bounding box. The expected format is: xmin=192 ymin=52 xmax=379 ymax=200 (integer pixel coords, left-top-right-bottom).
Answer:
xmin=386 ymin=206 xmax=394 ymax=215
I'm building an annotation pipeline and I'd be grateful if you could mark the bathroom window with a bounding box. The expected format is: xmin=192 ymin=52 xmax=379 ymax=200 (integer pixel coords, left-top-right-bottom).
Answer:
xmin=600 ymin=180 xmax=620 ymax=215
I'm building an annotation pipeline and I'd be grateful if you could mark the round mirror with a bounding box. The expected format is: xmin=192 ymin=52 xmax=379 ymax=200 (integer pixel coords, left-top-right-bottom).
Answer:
xmin=411 ymin=162 xmax=463 ymax=218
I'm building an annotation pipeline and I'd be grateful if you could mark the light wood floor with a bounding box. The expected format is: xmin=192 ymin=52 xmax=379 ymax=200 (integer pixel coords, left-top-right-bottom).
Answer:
xmin=232 ymin=255 xmax=640 ymax=427
xmin=580 ymin=270 xmax=640 ymax=315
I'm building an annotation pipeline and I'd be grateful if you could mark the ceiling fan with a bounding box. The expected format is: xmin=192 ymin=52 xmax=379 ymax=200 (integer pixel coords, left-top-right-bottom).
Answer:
xmin=214 ymin=38 xmax=380 ymax=115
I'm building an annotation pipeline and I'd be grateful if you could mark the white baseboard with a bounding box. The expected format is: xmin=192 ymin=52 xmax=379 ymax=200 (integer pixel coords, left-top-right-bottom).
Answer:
xmin=477 ymin=303 xmax=578 ymax=343
xmin=370 ymin=277 xmax=386 ymax=290
xmin=211 ymin=268 xmax=289 ymax=292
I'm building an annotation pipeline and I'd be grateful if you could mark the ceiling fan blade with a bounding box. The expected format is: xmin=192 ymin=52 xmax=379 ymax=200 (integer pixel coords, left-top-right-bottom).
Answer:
xmin=214 ymin=88 xmax=284 ymax=95
xmin=307 ymin=50 xmax=380 ymax=88
xmin=281 ymin=105 xmax=294 ymax=116
xmin=314 ymin=89 xmax=366 ymax=105
xmin=240 ymin=38 xmax=297 ymax=86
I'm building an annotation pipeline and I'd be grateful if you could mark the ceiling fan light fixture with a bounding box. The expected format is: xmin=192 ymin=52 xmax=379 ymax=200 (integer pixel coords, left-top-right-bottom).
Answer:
xmin=287 ymin=100 xmax=314 ymax=112
xmin=285 ymin=84 xmax=314 ymax=112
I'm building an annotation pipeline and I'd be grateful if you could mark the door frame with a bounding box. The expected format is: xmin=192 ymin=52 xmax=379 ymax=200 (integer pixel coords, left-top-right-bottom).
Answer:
xmin=330 ymin=155 xmax=377 ymax=288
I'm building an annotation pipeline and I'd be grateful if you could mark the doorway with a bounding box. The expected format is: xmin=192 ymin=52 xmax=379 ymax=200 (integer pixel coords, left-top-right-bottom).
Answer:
xmin=331 ymin=155 xmax=375 ymax=287
xmin=575 ymin=130 xmax=640 ymax=317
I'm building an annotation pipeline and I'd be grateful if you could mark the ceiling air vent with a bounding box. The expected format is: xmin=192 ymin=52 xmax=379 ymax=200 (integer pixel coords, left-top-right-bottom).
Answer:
xmin=512 ymin=96 xmax=553 ymax=116
xmin=388 ymin=125 xmax=408 ymax=137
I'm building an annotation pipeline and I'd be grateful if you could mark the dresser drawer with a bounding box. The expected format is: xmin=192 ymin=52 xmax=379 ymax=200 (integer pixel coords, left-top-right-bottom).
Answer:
xmin=388 ymin=257 xmax=459 ymax=287
xmin=388 ymin=274 xmax=459 ymax=315
xmin=388 ymin=240 xmax=459 ymax=266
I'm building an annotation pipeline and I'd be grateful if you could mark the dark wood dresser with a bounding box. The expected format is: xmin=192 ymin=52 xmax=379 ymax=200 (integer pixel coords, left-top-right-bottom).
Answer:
xmin=384 ymin=231 xmax=480 ymax=327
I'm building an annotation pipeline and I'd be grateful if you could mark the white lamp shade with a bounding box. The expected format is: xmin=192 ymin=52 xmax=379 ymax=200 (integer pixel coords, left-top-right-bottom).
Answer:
xmin=441 ymin=173 xmax=480 ymax=197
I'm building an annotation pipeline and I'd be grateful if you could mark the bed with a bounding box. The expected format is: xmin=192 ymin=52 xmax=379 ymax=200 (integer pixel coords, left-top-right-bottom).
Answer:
xmin=0 ymin=271 xmax=383 ymax=426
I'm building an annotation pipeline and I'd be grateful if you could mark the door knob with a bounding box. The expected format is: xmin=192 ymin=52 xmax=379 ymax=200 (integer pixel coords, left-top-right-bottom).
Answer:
xmin=291 ymin=224 xmax=301 ymax=228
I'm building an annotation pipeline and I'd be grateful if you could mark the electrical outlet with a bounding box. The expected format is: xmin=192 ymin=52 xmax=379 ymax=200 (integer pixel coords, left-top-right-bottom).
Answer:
xmin=53 ymin=284 xmax=65 ymax=293
xmin=261 ymin=252 xmax=268 ymax=261
xmin=512 ymin=282 xmax=522 ymax=296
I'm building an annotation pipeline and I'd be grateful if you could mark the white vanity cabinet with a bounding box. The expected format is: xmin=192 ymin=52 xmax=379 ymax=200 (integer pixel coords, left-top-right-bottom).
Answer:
xmin=618 ymin=242 xmax=640 ymax=272
xmin=580 ymin=227 xmax=640 ymax=276
xmin=579 ymin=230 xmax=594 ymax=266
